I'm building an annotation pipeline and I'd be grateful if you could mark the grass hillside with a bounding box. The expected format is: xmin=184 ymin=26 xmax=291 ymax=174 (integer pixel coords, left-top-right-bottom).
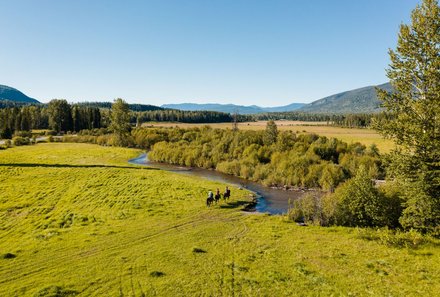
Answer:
xmin=0 ymin=143 xmax=439 ymax=296
xmin=0 ymin=84 xmax=39 ymax=103
xmin=299 ymin=83 xmax=392 ymax=113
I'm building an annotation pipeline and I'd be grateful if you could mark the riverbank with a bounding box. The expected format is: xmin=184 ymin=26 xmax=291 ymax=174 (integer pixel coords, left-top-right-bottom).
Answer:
xmin=129 ymin=153 xmax=313 ymax=214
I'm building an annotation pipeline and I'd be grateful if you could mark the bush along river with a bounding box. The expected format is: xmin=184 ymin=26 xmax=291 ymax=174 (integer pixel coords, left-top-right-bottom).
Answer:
xmin=129 ymin=153 xmax=316 ymax=215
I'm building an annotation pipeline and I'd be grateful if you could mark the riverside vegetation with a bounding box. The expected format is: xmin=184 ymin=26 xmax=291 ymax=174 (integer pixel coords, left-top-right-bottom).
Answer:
xmin=1 ymin=143 xmax=439 ymax=296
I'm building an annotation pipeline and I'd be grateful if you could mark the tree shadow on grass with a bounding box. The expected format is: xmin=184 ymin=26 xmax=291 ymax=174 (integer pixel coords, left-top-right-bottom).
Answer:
xmin=220 ymin=200 xmax=252 ymax=209
xmin=0 ymin=163 xmax=159 ymax=170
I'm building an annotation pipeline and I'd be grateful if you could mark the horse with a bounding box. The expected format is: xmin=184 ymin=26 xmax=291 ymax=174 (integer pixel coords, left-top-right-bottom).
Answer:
xmin=223 ymin=190 xmax=230 ymax=200
xmin=214 ymin=193 xmax=221 ymax=204
xmin=206 ymin=196 xmax=214 ymax=207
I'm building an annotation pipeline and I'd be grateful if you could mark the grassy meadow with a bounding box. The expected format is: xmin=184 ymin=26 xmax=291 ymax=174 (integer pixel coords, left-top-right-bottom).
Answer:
xmin=143 ymin=121 xmax=395 ymax=153
xmin=1 ymin=143 xmax=438 ymax=296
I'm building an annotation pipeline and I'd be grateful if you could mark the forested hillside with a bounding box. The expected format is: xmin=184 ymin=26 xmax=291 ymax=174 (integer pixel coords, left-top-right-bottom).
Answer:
xmin=298 ymin=83 xmax=392 ymax=113
xmin=0 ymin=85 xmax=39 ymax=103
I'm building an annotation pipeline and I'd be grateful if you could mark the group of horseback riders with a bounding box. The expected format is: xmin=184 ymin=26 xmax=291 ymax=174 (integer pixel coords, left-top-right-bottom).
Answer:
xmin=206 ymin=186 xmax=230 ymax=206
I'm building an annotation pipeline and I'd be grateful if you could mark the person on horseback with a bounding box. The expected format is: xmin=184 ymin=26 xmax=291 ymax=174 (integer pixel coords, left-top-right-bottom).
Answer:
xmin=224 ymin=186 xmax=231 ymax=200
xmin=215 ymin=188 xmax=221 ymax=203
xmin=206 ymin=190 xmax=214 ymax=207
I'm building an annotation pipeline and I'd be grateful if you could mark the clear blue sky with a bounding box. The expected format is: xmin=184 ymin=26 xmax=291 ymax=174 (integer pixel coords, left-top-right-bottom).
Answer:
xmin=0 ymin=0 xmax=420 ymax=106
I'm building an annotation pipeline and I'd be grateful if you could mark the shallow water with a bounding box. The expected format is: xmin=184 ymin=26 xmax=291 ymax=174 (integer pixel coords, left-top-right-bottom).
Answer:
xmin=129 ymin=154 xmax=310 ymax=214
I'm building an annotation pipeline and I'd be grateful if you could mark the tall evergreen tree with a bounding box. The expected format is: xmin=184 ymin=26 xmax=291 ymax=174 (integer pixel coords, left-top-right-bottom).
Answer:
xmin=376 ymin=0 xmax=440 ymax=234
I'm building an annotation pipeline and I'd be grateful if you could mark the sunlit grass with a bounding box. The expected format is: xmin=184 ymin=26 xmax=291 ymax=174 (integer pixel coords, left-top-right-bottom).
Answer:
xmin=0 ymin=143 xmax=438 ymax=296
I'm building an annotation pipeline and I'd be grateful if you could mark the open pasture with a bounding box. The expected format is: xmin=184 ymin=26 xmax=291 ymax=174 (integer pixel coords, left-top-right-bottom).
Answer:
xmin=144 ymin=121 xmax=395 ymax=153
xmin=0 ymin=143 xmax=438 ymax=296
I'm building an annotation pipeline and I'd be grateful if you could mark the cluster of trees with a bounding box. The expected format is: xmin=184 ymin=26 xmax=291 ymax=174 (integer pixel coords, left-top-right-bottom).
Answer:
xmin=0 ymin=99 xmax=102 ymax=137
xmin=292 ymin=0 xmax=439 ymax=235
xmin=140 ymin=123 xmax=382 ymax=191
xmin=75 ymin=101 xmax=164 ymax=112
xmin=0 ymin=99 xmax=252 ymax=139
xmin=0 ymin=100 xmax=35 ymax=109
xmin=289 ymin=168 xmax=402 ymax=228
xmin=252 ymin=112 xmax=388 ymax=128
xmin=133 ymin=109 xmax=251 ymax=124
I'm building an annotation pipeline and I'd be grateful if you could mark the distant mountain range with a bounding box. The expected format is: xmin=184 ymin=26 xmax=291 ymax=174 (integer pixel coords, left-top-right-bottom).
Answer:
xmin=162 ymin=83 xmax=391 ymax=114
xmin=1 ymin=82 xmax=392 ymax=114
xmin=161 ymin=103 xmax=306 ymax=114
xmin=0 ymin=85 xmax=39 ymax=103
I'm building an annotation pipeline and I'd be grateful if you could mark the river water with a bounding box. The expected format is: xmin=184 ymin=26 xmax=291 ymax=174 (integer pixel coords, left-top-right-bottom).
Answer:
xmin=129 ymin=153 xmax=310 ymax=214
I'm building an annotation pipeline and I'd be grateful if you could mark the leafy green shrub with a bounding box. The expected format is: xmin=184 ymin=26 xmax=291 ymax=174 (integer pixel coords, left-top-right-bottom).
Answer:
xmin=12 ymin=136 xmax=30 ymax=146
xmin=399 ymin=180 xmax=440 ymax=237
xmin=377 ymin=181 xmax=404 ymax=228
xmin=289 ymin=193 xmax=323 ymax=225
xmin=323 ymin=167 xmax=387 ymax=227
xmin=13 ymin=130 xmax=32 ymax=138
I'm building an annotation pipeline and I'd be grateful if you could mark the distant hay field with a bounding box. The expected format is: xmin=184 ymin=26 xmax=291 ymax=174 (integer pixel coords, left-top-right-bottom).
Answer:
xmin=143 ymin=121 xmax=395 ymax=153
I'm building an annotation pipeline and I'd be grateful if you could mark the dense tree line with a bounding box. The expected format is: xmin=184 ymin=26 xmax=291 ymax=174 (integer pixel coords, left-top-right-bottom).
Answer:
xmin=0 ymin=100 xmax=39 ymax=109
xmin=75 ymin=101 xmax=165 ymax=112
xmin=0 ymin=99 xmax=253 ymax=138
xmin=252 ymin=112 xmax=389 ymax=128
xmin=0 ymin=99 xmax=102 ymax=137
xmin=133 ymin=109 xmax=251 ymax=124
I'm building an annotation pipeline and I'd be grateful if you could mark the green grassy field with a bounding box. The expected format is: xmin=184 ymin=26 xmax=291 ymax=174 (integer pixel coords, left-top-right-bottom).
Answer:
xmin=144 ymin=121 xmax=395 ymax=153
xmin=1 ymin=143 xmax=438 ymax=296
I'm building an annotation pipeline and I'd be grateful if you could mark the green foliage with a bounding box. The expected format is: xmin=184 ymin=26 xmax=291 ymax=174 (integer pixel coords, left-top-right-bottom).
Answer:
xmin=289 ymin=193 xmax=322 ymax=224
xmin=375 ymin=0 xmax=440 ymax=234
xmin=399 ymin=180 xmax=440 ymax=236
xmin=263 ymin=120 xmax=278 ymax=145
xmin=12 ymin=136 xmax=30 ymax=146
xmin=47 ymin=99 xmax=73 ymax=133
xmin=0 ymin=127 xmax=12 ymax=139
xmin=328 ymin=167 xmax=387 ymax=227
xmin=142 ymin=127 xmax=382 ymax=190
xmin=109 ymin=98 xmax=131 ymax=146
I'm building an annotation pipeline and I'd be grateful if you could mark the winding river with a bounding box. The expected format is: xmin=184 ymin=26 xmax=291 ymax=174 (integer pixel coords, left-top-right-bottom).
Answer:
xmin=129 ymin=153 xmax=311 ymax=214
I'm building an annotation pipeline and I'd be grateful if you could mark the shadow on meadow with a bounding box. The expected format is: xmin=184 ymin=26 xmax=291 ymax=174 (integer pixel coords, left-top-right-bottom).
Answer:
xmin=0 ymin=163 xmax=159 ymax=170
xmin=219 ymin=200 xmax=251 ymax=209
